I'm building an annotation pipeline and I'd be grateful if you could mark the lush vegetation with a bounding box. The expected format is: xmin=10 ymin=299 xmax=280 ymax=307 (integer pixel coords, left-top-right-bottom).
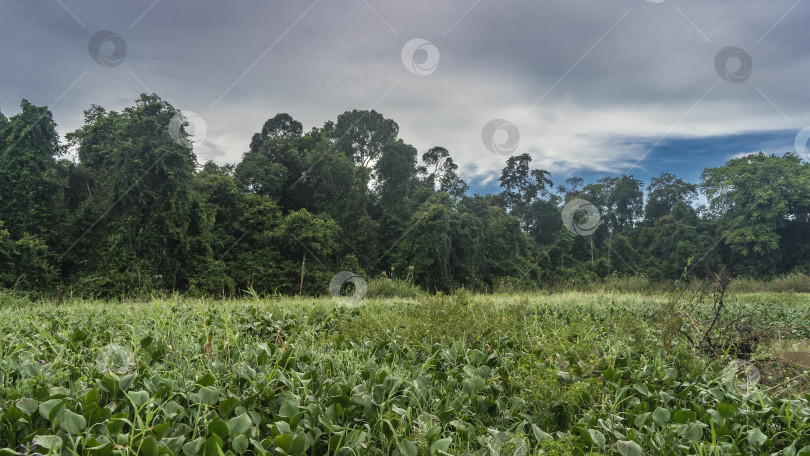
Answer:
xmin=0 ymin=290 xmax=808 ymax=455
xmin=1 ymin=95 xmax=809 ymax=297
xmin=2 ymin=94 xmax=808 ymax=454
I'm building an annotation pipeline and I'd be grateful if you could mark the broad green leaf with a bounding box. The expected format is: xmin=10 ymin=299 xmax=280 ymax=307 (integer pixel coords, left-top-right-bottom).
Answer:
xmin=2 ymin=406 xmax=22 ymax=425
xmin=107 ymin=413 xmax=130 ymax=434
xmin=531 ymin=424 xmax=550 ymax=443
xmin=128 ymin=390 xmax=150 ymax=408
xmin=227 ymin=413 xmax=252 ymax=437
xmin=38 ymin=399 xmax=63 ymax=420
xmin=140 ymin=335 xmax=154 ymax=348
xmin=84 ymin=406 xmax=112 ymax=427
xmin=183 ymin=437 xmax=205 ymax=456
xmin=747 ymin=428 xmax=767 ymax=447
xmin=21 ymin=363 xmax=41 ymax=377
xmin=218 ymin=397 xmax=239 ymax=418
xmin=634 ymin=412 xmax=650 ymax=428
xmin=197 ymin=373 xmax=216 ymax=387
xmin=162 ymin=436 xmax=187 ymax=455
xmin=119 ymin=373 xmax=137 ymax=391
xmin=82 ymin=388 xmax=101 ymax=407
xmin=467 ymin=349 xmax=486 ymax=366
xmin=578 ymin=427 xmax=605 ymax=448
xmin=15 ymin=398 xmax=38 ymax=416
xmin=232 ymin=435 xmax=249 ymax=455
xmin=717 ymin=402 xmax=736 ymax=419
xmin=684 ymin=423 xmax=702 ymax=441
xmin=33 ymin=435 xmax=62 ymax=453
xmin=616 ymin=440 xmax=642 ymax=456
xmin=633 ymin=384 xmax=650 ymax=397
xmin=49 ymin=386 xmax=70 ymax=397
xmin=207 ymin=416 xmax=229 ymax=441
xmin=397 ymin=439 xmax=418 ymax=456
xmin=86 ymin=441 xmax=114 ymax=456
xmin=278 ymin=399 xmax=299 ymax=418
xmin=652 ymin=407 xmax=670 ymax=427
xmin=59 ymin=409 xmax=87 ymax=434
xmin=139 ymin=435 xmax=159 ymax=456
xmin=588 ymin=429 xmax=606 ymax=447
xmin=708 ymin=388 xmax=724 ymax=402
xmin=673 ymin=409 xmax=696 ymax=424
xmin=203 ymin=434 xmax=224 ymax=456
xmin=199 ymin=387 xmax=220 ymax=406
xmin=163 ymin=401 xmax=186 ymax=421
xmin=238 ymin=365 xmax=256 ymax=381
xmin=430 ymin=437 xmax=452 ymax=455
xmin=274 ymin=434 xmax=293 ymax=453
xmin=291 ymin=434 xmax=306 ymax=456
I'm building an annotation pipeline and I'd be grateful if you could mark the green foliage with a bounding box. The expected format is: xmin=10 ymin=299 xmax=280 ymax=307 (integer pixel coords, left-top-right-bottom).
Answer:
xmin=0 ymin=292 xmax=807 ymax=455
xmin=364 ymin=276 xmax=424 ymax=299
xmin=61 ymin=94 xmax=213 ymax=296
xmin=0 ymin=222 xmax=55 ymax=290
xmin=0 ymin=100 xmax=64 ymax=241
xmin=325 ymin=109 xmax=399 ymax=168
xmin=1 ymin=94 xmax=809 ymax=296
xmin=701 ymin=152 xmax=810 ymax=275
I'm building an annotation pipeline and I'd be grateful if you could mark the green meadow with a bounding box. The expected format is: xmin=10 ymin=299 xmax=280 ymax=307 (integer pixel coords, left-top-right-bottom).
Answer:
xmin=1 ymin=291 xmax=808 ymax=455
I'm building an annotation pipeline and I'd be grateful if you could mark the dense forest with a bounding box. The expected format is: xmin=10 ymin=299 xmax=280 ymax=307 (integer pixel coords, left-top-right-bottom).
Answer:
xmin=1 ymin=94 xmax=808 ymax=296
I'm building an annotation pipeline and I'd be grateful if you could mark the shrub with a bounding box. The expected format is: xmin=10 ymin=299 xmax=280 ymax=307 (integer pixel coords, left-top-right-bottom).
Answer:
xmin=365 ymin=276 xmax=424 ymax=299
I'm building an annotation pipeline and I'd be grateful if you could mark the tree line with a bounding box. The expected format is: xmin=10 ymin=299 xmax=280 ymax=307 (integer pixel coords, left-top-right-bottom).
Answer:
xmin=1 ymin=94 xmax=808 ymax=296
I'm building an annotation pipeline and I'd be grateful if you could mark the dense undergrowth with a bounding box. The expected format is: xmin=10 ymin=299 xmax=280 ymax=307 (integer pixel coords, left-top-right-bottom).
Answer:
xmin=0 ymin=292 xmax=808 ymax=455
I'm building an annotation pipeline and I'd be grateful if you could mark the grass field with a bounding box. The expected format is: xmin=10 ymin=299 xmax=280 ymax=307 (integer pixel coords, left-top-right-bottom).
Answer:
xmin=0 ymin=291 xmax=808 ymax=455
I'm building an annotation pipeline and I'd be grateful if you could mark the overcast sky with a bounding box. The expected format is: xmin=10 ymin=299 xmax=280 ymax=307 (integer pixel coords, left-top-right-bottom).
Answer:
xmin=2 ymin=0 xmax=809 ymax=193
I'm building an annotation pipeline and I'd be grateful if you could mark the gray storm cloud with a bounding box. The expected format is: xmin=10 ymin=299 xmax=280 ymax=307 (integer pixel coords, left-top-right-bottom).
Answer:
xmin=1 ymin=0 xmax=808 ymax=186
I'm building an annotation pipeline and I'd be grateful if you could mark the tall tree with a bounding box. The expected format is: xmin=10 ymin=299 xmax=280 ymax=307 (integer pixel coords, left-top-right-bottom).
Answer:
xmin=235 ymin=113 xmax=309 ymax=201
xmin=393 ymin=193 xmax=453 ymax=291
xmin=498 ymin=153 xmax=553 ymax=220
xmin=374 ymin=140 xmax=417 ymax=252
xmin=419 ymin=146 xmax=468 ymax=200
xmin=0 ymin=100 xmax=64 ymax=240
xmin=325 ymin=110 xmax=399 ymax=168
xmin=701 ymin=152 xmax=810 ymax=274
xmin=63 ymin=94 xmax=213 ymax=294
xmin=607 ymin=175 xmax=644 ymax=232
xmin=645 ymin=172 xmax=698 ymax=223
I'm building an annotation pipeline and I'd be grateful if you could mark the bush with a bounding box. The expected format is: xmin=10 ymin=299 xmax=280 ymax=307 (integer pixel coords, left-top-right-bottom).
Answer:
xmin=0 ymin=225 xmax=56 ymax=291
xmin=365 ymin=276 xmax=424 ymax=299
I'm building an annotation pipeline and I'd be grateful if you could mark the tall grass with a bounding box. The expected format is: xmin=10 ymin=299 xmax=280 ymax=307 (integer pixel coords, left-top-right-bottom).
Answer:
xmin=730 ymin=272 xmax=810 ymax=293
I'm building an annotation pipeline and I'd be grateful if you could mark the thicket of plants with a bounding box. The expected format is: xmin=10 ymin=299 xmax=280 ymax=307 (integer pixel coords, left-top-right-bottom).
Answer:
xmin=0 ymin=287 xmax=808 ymax=455
xmin=1 ymin=94 xmax=809 ymax=298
